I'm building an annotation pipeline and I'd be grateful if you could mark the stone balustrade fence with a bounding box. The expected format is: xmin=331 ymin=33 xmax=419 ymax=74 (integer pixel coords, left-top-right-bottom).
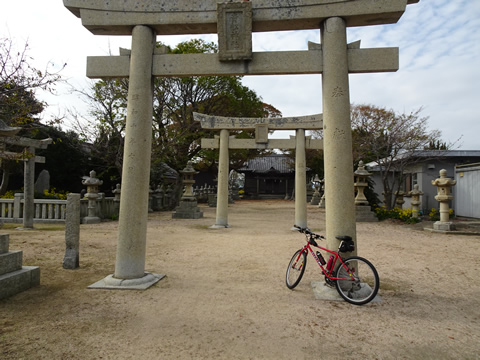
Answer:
xmin=0 ymin=193 xmax=118 ymax=224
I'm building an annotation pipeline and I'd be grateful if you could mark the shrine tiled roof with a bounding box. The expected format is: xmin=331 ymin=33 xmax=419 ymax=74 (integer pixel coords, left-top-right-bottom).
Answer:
xmin=238 ymin=154 xmax=294 ymax=174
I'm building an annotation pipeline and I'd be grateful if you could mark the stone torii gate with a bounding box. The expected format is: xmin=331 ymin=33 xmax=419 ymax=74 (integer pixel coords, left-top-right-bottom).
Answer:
xmin=64 ymin=0 xmax=419 ymax=288
xmin=0 ymin=135 xmax=52 ymax=229
xmin=193 ymin=112 xmax=323 ymax=229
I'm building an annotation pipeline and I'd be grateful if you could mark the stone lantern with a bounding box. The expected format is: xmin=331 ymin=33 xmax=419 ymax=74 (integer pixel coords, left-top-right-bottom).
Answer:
xmin=395 ymin=190 xmax=405 ymax=208
xmin=431 ymin=169 xmax=456 ymax=231
xmin=408 ymin=184 xmax=423 ymax=219
xmin=310 ymin=174 xmax=322 ymax=205
xmin=82 ymin=170 xmax=103 ymax=224
xmin=112 ymin=183 xmax=121 ymax=215
xmin=318 ymin=178 xmax=326 ymax=209
xmin=354 ymin=160 xmax=371 ymax=206
xmin=172 ymin=161 xmax=203 ymax=219
xmin=180 ymin=161 xmax=196 ymax=200
xmin=354 ymin=160 xmax=377 ymax=222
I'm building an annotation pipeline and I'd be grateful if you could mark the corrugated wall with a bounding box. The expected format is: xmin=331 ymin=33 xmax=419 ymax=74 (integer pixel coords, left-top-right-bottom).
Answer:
xmin=455 ymin=164 xmax=480 ymax=218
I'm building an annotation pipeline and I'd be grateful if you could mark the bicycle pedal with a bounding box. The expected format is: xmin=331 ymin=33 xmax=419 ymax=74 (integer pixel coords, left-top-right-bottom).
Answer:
xmin=324 ymin=277 xmax=335 ymax=288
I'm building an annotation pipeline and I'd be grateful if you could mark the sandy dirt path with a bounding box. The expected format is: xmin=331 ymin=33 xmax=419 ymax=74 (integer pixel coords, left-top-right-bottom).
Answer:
xmin=1 ymin=200 xmax=479 ymax=359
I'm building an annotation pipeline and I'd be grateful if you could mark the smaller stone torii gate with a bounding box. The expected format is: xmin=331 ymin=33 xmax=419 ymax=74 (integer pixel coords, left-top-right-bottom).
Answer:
xmin=0 ymin=133 xmax=52 ymax=229
xmin=194 ymin=112 xmax=323 ymax=228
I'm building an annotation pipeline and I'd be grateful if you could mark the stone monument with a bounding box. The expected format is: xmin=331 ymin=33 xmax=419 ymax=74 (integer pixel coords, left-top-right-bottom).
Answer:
xmin=64 ymin=0 xmax=419 ymax=286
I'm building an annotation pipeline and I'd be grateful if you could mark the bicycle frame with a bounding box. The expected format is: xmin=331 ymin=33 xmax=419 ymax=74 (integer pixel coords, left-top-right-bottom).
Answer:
xmin=287 ymin=226 xmax=379 ymax=305
xmin=302 ymin=242 xmax=354 ymax=282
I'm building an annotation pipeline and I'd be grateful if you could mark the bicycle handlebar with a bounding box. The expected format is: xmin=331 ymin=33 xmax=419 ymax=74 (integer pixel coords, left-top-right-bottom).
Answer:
xmin=293 ymin=225 xmax=325 ymax=240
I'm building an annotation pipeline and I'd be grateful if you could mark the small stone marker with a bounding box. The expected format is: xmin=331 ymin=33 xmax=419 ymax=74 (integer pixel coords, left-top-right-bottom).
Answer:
xmin=63 ymin=193 xmax=81 ymax=269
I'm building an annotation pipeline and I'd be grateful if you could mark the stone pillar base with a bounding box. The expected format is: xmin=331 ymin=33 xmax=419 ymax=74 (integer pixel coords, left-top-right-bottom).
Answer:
xmin=433 ymin=221 xmax=456 ymax=231
xmin=209 ymin=224 xmax=230 ymax=229
xmin=355 ymin=206 xmax=378 ymax=222
xmin=82 ymin=217 xmax=101 ymax=224
xmin=88 ymin=272 xmax=165 ymax=290
xmin=310 ymin=194 xmax=321 ymax=205
xmin=172 ymin=200 xmax=204 ymax=219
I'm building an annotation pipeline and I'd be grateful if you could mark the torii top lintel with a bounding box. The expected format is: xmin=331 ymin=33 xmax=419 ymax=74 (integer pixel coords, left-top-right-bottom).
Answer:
xmin=193 ymin=112 xmax=323 ymax=130
xmin=64 ymin=0 xmax=419 ymax=36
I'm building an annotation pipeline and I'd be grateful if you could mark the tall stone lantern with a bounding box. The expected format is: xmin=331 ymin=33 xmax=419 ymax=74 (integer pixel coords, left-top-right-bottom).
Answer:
xmin=431 ymin=169 xmax=456 ymax=231
xmin=82 ymin=170 xmax=103 ymax=224
xmin=354 ymin=161 xmax=377 ymax=222
xmin=172 ymin=161 xmax=203 ymax=219
xmin=354 ymin=160 xmax=371 ymax=205
xmin=409 ymin=184 xmax=423 ymax=219
xmin=310 ymin=174 xmax=322 ymax=205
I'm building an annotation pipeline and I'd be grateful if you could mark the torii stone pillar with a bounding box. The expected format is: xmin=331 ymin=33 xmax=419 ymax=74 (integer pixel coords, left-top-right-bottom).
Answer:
xmin=90 ymin=25 xmax=165 ymax=289
xmin=213 ymin=129 xmax=230 ymax=228
xmin=322 ymin=17 xmax=356 ymax=252
xmin=294 ymin=129 xmax=307 ymax=229
xmin=23 ymin=147 xmax=36 ymax=229
xmin=114 ymin=26 xmax=161 ymax=283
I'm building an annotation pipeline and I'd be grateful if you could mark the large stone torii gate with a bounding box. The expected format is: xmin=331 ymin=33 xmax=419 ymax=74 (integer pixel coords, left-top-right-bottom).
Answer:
xmin=193 ymin=112 xmax=323 ymax=229
xmin=64 ymin=0 xmax=419 ymax=289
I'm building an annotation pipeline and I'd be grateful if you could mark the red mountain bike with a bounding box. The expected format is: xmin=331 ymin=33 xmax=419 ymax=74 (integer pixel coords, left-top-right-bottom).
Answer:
xmin=286 ymin=226 xmax=379 ymax=305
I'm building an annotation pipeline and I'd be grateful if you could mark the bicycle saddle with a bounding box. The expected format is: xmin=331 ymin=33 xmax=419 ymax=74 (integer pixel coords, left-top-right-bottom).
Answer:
xmin=335 ymin=235 xmax=353 ymax=242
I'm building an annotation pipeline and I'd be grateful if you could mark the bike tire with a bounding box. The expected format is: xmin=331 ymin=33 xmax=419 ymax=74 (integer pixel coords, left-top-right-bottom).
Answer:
xmin=286 ymin=249 xmax=307 ymax=289
xmin=335 ymin=256 xmax=379 ymax=305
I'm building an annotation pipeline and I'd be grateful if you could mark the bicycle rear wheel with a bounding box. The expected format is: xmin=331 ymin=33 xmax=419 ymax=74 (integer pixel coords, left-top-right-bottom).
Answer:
xmin=335 ymin=256 xmax=379 ymax=305
xmin=286 ymin=249 xmax=307 ymax=289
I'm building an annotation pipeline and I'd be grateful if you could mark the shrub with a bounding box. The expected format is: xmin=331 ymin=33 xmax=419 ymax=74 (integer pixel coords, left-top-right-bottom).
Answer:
xmin=374 ymin=205 xmax=420 ymax=224
xmin=429 ymin=208 xmax=439 ymax=221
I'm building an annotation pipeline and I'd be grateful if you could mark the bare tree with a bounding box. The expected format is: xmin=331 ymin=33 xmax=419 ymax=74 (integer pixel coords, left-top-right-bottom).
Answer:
xmin=351 ymin=104 xmax=444 ymax=208
xmin=0 ymin=37 xmax=65 ymax=194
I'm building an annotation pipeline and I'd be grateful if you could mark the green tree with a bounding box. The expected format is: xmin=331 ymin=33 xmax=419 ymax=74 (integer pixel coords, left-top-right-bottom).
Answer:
xmin=73 ymin=39 xmax=280 ymax=183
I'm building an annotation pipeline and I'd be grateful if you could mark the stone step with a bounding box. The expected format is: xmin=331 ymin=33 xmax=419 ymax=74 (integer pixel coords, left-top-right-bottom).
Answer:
xmin=0 ymin=251 xmax=23 ymax=276
xmin=0 ymin=266 xmax=40 ymax=301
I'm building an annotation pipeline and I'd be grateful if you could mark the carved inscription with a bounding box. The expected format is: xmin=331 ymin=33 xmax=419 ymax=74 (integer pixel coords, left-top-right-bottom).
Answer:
xmin=331 ymin=86 xmax=345 ymax=98
xmin=226 ymin=11 xmax=243 ymax=52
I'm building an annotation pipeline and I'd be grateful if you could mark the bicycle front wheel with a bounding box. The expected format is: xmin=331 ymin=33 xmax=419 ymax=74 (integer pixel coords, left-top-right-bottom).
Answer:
xmin=286 ymin=249 xmax=307 ymax=289
xmin=335 ymin=256 xmax=379 ymax=305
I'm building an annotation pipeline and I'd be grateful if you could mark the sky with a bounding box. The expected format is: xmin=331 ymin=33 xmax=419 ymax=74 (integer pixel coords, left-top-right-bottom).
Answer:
xmin=1 ymin=0 xmax=479 ymax=149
